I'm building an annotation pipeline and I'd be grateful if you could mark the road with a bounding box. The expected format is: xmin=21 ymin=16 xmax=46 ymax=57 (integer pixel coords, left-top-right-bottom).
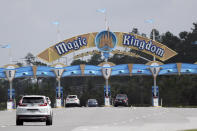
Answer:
xmin=1 ymin=107 xmax=197 ymax=131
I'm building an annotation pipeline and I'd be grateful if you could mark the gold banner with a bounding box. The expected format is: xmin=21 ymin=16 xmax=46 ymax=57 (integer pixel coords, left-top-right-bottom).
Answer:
xmin=37 ymin=32 xmax=177 ymax=63
xmin=37 ymin=32 xmax=97 ymax=63
xmin=115 ymin=32 xmax=177 ymax=61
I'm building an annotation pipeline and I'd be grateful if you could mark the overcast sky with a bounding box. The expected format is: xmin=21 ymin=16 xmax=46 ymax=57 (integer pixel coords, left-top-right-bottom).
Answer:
xmin=0 ymin=0 xmax=196 ymax=66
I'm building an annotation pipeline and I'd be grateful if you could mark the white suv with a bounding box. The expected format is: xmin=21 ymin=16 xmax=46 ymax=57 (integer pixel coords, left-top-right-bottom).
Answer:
xmin=16 ymin=95 xmax=53 ymax=126
xmin=65 ymin=95 xmax=80 ymax=107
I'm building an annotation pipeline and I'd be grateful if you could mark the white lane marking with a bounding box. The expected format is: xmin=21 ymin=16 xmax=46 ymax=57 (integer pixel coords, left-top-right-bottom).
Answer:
xmin=1 ymin=125 xmax=6 ymax=128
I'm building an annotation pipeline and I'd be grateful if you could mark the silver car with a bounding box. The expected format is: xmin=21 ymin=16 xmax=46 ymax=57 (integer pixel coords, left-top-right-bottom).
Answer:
xmin=16 ymin=95 xmax=53 ymax=126
xmin=65 ymin=95 xmax=80 ymax=107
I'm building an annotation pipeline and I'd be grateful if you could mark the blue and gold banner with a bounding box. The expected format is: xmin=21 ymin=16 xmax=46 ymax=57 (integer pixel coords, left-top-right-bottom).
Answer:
xmin=37 ymin=31 xmax=177 ymax=62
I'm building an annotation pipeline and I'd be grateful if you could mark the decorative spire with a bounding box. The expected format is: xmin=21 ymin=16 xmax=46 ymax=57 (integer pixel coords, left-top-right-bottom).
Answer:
xmin=99 ymin=31 xmax=113 ymax=50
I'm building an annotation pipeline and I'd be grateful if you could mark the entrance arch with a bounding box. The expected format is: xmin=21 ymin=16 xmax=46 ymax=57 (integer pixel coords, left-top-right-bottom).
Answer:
xmin=1 ymin=30 xmax=197 ymax=109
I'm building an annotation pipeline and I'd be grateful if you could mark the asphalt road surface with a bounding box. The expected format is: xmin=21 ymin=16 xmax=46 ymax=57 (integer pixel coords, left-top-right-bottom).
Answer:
xmin=1 ymin=107 xmax=197 ymax=131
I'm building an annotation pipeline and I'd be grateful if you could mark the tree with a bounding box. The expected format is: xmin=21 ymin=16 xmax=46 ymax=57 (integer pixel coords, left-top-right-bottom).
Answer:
xmin=87 ymin=54 xmax=103 ymax=65
xmin=188 ymin=22 xmax=197 ymax=43
xmin=71 ymin=59 xmax=87 ymax=65
xmin=179 ymin=31 xmax=189 ymax=41
xmin=33 ymin=61 xmax=47 ymax=66
xmin=131 ymin=28 xmax=139 ymax=35
xmin=24 ymin=52 xmax=47 ymax=66
xmin=161 ymin=31 xmax=181 ymax=50
xmin=16 ymin=62 xmax=23 ymax=67
xmin=25 ymin=53 xmax=35 ymax=66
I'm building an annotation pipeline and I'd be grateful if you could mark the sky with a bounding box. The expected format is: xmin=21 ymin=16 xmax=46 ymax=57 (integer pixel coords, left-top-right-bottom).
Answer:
xmin=0 ymin=0 xmax=196 ymax=67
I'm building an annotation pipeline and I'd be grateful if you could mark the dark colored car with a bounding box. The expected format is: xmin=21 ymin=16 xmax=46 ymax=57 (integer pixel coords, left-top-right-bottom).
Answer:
xmin=114 ymin=94 xmax=128 ymax=107
xmin=86 ymin=99 xmax=98 ymax=107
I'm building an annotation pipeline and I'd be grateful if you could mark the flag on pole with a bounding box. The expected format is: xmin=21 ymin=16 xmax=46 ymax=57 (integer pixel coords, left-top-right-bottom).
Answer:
xmin=97 ymin=8 xmax=106 ymax=13
xmin=52 ymin=21 xmax=59 ymax=25
xmin=97 ymin=8 xmax=108 ymax=29
xmin=145 ymin=19 xmax=154 ymax=24
xmin=0 ymin=44 xmax=11 ymax=48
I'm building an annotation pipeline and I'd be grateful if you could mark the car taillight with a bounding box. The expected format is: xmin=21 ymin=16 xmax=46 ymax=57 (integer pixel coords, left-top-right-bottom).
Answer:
xmin=75 ymin=98 xmax=78 ymax=100
xmin=39 ymin=100 xmax=48 ymax=106
xmin=39 ymin=103 xmax=47 ymax=106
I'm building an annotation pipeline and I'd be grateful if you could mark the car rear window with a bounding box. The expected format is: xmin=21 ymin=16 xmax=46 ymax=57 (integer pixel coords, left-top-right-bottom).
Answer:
xmin=68 ymin=96 xmax=76 ymax=98
xmin=116 ymin=94 xmax=127 ymax=99
xmin=22 ymin=97 xmax=44 ymax=103
xmin=88 ymin=99 xmax=97 ymax=102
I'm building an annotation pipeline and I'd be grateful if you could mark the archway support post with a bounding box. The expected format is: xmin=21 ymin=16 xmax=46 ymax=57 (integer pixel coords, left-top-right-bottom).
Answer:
xmin=53 ymin=67 xmax=64 ymax=108
xmin=102 ymin=64 xmax=112 ymax=107
xmin=5 ymin=65 xmax=16 ymax=110
xmin=148 ymin=62 xmax=162 ymax=107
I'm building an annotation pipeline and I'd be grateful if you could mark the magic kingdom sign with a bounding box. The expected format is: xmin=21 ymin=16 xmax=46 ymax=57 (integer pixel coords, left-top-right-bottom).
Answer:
xmin=37 ymin=31 xmax=177 ymax=63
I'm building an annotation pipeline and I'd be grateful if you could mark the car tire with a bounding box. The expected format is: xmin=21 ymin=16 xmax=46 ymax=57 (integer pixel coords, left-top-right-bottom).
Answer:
xmin=46 ymin=116 xmax=52 ymax=126
xmin=16 ymin=119 xmax=23 ymax=126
